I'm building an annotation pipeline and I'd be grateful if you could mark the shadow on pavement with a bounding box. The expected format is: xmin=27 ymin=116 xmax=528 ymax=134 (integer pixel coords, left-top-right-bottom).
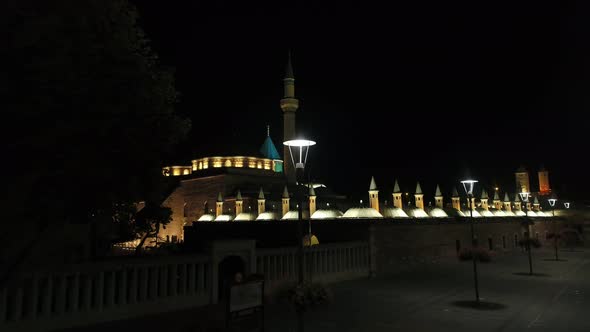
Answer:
xmin=451 ymin=300 xmax=507 ymax=311
xmin=512 ymin=272 xmax=551 ymax=277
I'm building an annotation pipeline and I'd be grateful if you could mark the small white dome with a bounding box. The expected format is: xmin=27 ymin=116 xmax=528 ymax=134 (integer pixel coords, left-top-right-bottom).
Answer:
xmin=214 ymin=214 xmax=234 ymax=222
xmin=428 ymin=208 xmax=448 ymax=218
xmin=311 ymin=209 xmax=343 ymax=219
xmin=256 ymin=211 xmax=281 ymax=220
xmin=382 ymin=207 xmax=409 ymax=218
xmin=407 ymin=208 xmax=429 ymax=218
xmin=503 ymin=210 xmax=516 ymax=216
xmin=445 ymin=209 xmax=466 ymax=217
xmin=527 ymin=211 xmax=538 ymax=217
xmin=535 ymin=211 xmax=548 ymax=217
xmin=491 ymin=209 xmax=507 ymax=217
xmin=476 ymin=208 xmax=494 ymax=217
xmin=514 ymin=210 xmax=526 ymax=216
xmin=282 ymin=210 xmax=310 ymax=220
xmin=342 ymin=208 xmax=383 ymax=219
xmin=234 ymin=212 xmax=257 ymax=221
xmin=197 ymin=214 xmax=215 ymax=221
xmin=464 ymin=209 xmax=482 ymax=217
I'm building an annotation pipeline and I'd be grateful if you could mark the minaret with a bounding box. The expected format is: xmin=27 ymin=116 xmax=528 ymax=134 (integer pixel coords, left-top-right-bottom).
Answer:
xmin=281 ymin=186 xmax=290 ymax=217
xmin=216 ymin=192 xmax=223 ymax=217
xmin=368 ymin=176 xmax=379 ymax=212
xmin=434 ymin=185 xmax=443 ymax=208
xmin=280 ymin=52 xmax=299 ymax=183
xmin=309 ymin=185 xmax=317 ymax=216
xmin=493 ymin=191 xmax=502 ymax=210
xmin=415 ymin=182 xmax=424 ymax=210
xmin=392 ymin=179 xmax=403 ymax=209
xmin=514 ymin=193 xmax=522 ymax=211
xmin=515 ymin=166 xmax=530 ymax=193
xmin=257 ymin=187 xmax=266 ymax=215
xmin=452 ymin=187 xmax=461 ymax=211
xmin=235 ymin=190 xmax=243 ymax=215
xmin=533 ymin=195 xmax=540 ymax=211
xmin=538 ymin=166 xmax=551 ymax=195
xmin=480 ymin=189 xmax=489 ymax=210
xmin=503 ymin=193 xmax=511 ymax=212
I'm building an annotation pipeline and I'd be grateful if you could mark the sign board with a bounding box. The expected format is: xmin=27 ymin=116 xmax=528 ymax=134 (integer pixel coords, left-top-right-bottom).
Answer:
xmin=229 ymin=280 xmax=264 ymax=312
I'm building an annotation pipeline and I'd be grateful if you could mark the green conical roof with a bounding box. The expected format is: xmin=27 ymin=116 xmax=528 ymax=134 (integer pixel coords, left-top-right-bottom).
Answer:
xmin=415 ymin=182 xmax=423 ymax=194
xmin=217 ymin=192 xmax=223 ymax=202
xmin=393 ymin=179 xmax=401 ymax=193
xmin=514 ymin=194 xmax=521 ymax=202
xmin=282 ymin=186 xmax=289 ymax=198
xmin=258 ymin=187 xmax=265 ymax=199
xmin=236 ymin=190 xmax=242 ymax=201
xmin=452 ymin=187 xmax=459 ymax=197
xmin=369 ymin=176 xmax=378 ymax=191
xmin=309 ymin=185 xmax=316 ymax=196
xmin=259 ymin=127 xmax=281 ymax=160
xmin=435 ymin=185 xmax=442 ymax=197
xmin=503 ymin=193 xmax=510 ymax=202
xmin=533 ymin=195 xmax=539 ymax=204
xmin=493 ymin=191 xmax=500 ymax=200
xmin=481 ymin=189 xmax=488 ymax=199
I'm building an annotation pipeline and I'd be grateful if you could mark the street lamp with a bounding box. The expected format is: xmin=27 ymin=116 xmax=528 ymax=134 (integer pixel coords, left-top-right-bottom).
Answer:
xmin=519 ymin=192 xmax=533 ymax=275
xmin=460 ymin=178 xmax=480 ymax=304
xmin=283 ymin=138 xmax=315 ymax=332
xmin=548 ymin=194 xmax=559 ymax=261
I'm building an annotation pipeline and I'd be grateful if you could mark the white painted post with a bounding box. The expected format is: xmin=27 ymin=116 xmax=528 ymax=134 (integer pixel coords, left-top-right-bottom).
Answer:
xmin=55 ymin=274 xmax=67 ymax=315
xmin=95 ymin=272 xmax=104 ymax=311
xmin=169 ymin=264 xmax=178 ymax=297
xmin=118 ymin=269 xmax=127 ymax=305
xmin=82 ymin=275 xmax=92 ymax=311
xmin=139 ymin=267 xmax=148 ymax=302
xmin=105 ymin=271 xmax=115 ymax=308
xmin=197 ymin=264 xmax=205 ymax=293
xmin=160 ymin=265 xmax=168 ymax=297
xmin=69 ymin=274 xmax=80 ymax=313
xmin=149 ymin=267 xmax=158 ymax=300
xmin=187 ymin=264 xmax=196 ymax=295
xmin=178 ymin=264 xmax=186 ymax=295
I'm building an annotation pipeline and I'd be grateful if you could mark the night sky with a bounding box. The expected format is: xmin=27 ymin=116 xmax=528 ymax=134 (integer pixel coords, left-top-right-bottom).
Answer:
xmin=132 ymin=1 xmax=590 ymax=203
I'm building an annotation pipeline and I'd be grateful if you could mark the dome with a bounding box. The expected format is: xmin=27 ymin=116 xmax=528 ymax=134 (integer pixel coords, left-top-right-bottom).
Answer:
xmin=407 ymin=208 xmax=429 ymax=218
xmin=535 ymin=211 xmax=548 ymax=217
xmin=463 ymin=209 xmax=482 ymax=217
xmin=256 ymin=211 xmax=281 ymax=220
xmin=514 ymin=210 xmax=526 ymax=216
xmin=311 ymin=209 xmax=343 ymax=219
xmin=526 ymin=211 xmax=538 ymax=217
xmin=445 ymin=208 xmax=466 ymax=217
xmin=282 ymin=210 xmax=311 ymax=220
xmin=234 ymin=212 xmax=257 ymax=221
xmin=476 ymin=208 xmax=494 ymax=217
xmin=214 ymin=214 xmax=234 ymax=222
xmin=490 ymin=209 xmax=507 ymax=217
xmin=428 ymin=208 xmax=448 ymax=218
xmin=503 ymin=210 xmax=516 ymax=217
xmin=197 ymin=214 xmax=215 ymax=222
xmin=382 ymin=207 xmax=409 ymax=218
xmin=342 ymin=208 xmax=383 ymax=219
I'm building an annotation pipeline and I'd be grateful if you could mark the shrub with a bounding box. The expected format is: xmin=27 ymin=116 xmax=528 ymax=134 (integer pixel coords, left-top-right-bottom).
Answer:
xmin=284 ymin=282 xmax=331 ymax=313
xmin=458 ymin=248 xmax=493 ymax=262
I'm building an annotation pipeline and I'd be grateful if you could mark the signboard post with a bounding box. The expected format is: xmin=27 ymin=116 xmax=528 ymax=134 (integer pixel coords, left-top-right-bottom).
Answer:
xmin=227 ymin=279 xmax=265 ymax=331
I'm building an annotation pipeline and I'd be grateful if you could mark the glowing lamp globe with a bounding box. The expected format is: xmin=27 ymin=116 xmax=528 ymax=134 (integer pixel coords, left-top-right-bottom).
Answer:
xmin=460 ymin=179 xmax=478 ymax=196
xmin=283 ymin=139 xmax=316 ymax=171
xmin=548 ymin=197 xmax=557 ymax=207
xmin=564 ymin=202 xmax=570 ymax=209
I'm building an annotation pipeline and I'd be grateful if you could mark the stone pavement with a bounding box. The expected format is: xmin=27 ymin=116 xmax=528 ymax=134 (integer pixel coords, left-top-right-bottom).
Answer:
xmin=68 ymin=248 xmax=589 ymax=332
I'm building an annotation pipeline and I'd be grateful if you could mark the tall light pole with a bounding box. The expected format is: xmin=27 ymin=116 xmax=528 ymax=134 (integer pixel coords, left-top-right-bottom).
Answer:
xmin=283 ymin=138 xmax=315 ymax=332
xmin=548 ymin=194 xmax=559 ymax=261
xmin=460 ymin=178 xmax=479 ymax=304
xmin=519 ymin=192 xmax=533 ymax=275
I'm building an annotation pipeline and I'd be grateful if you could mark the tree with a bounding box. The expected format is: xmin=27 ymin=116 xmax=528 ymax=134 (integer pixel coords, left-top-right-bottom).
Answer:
xmin=133 ymin=204 xmax=172 ymax=254
xmin=2 ymin=0 xmax=190 ymax=266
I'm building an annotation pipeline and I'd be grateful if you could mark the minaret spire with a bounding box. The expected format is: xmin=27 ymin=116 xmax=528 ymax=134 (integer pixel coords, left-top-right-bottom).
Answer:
xmin=281 ymin=50 xmax=299 ymax=183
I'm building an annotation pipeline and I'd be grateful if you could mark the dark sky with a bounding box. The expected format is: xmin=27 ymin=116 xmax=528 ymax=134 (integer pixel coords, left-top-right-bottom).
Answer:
xmin=132 ymin=1 xmax=590 ymax=203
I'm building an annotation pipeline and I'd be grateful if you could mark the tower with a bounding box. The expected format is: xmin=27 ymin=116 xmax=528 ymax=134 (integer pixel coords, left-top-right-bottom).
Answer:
xmin=480 ymin=189 xmax=489 ymax=210
xmin=257 ymin=187 xmax=266 ymax=215
xmin=309 ymin=185 xmax=317 ymax=216
xmin=515 ymin=166 xmax=530 ymax=194
xmin=415 ymin=182 xmax=424 ymax=210
xmin=533 ymin=195 xmax=540 ymax=211
xmin=235 ymin=190 xmax=243 ymax=215
xmin=514 ymin=193 xmax=522 ymax=211
xmin=282 ymin=186 xmax=290 ymax=217
xmin=216 ymin=192 xmax=223 ymax=217
xmin=368 ymin=176 xmax=379 ymax=212
xmin=503 ymin=193 xmax=511 ymax=212
xmin=392 ymin=179 xmax=403 ymax=208
xmin=280 ymin=52 xmax=299 ymax=183
xmin=538 ymin=166 xmax=551 ymax=195
xmin=434 ymin=185 xmax=443 ymax=208
xmin=493 ymin=191 xmax=502 ymax=210
xmin=451 ymin=187 xmax=461 ymax=211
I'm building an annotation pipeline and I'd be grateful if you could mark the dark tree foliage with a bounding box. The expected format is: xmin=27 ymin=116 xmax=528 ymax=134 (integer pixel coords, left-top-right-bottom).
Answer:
xmin=133 ymin=204 xmax=172 ymax=254
xmin=2 ymin=0 xmax=190 ymax=237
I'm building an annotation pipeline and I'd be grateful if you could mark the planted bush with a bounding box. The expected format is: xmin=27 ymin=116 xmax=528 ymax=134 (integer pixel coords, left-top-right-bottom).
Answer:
xmin=458 ymin=248 xmax=493 ymax=262
xmin=284 ymin=282 xmax=331 ymax=313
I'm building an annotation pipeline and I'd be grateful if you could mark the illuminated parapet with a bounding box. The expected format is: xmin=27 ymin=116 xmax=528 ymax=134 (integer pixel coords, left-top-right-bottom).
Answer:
xmin=162 ymin=166 xmax=192 ymax=177
xmin=165 ymin=156 xmax=283 ymax=177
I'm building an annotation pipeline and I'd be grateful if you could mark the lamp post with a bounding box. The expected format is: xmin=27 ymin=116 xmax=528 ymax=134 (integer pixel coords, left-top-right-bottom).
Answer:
xmin=519 ymin=192 xmax=533 ymax=275
xmin=283 ymin=138 xmax=315 ymax=332
xmin=548 ymin=194 xmax=558 ymax=261
xmin=460 ymin=178 xmax=479 ymax=304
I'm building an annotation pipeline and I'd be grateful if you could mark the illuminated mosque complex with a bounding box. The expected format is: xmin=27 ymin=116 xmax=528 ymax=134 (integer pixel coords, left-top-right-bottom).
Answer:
xmin=158 ymin=55 xmax=554 ymax=243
